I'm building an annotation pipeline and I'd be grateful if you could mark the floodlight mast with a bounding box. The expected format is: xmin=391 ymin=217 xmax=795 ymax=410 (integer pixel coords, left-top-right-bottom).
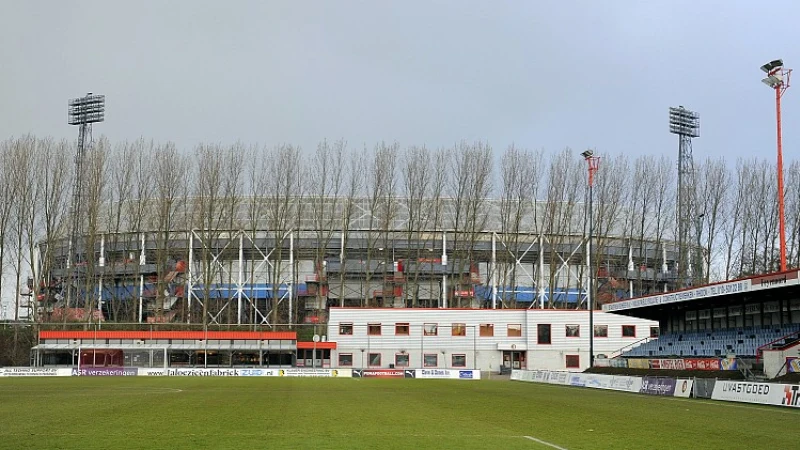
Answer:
xmin=668 ymin=106 xmax=700 ymax=288
xmin=66 ymin=93 xmax=105 ymax=315
xmin=582 ymin=149 xmax=600 ymax=369
xmin=761 ymin=59 xmax=791 ymax=272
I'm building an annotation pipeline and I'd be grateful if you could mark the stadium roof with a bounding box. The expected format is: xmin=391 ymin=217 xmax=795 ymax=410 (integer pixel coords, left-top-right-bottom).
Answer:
xmin=602 ymin=269 xmax=800 ymax=319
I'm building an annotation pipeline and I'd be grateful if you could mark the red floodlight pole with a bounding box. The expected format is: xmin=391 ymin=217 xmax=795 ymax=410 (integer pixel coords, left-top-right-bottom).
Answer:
xmin=761 ymin=60 xmax=791 ymax=272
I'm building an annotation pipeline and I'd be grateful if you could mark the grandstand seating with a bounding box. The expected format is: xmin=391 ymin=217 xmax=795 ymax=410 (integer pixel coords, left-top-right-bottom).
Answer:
xmin=622 ymin=324 xmax=800 ymax=358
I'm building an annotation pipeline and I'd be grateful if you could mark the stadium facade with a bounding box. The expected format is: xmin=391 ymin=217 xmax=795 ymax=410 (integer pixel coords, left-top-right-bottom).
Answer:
xmin=35 ymin=196 xmax=682 ymax=325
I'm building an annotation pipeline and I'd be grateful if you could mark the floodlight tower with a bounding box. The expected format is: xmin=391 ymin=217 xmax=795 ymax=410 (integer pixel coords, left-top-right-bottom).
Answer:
xmin=66 ymin=93 xmax=105 ymax=310
xmin=761 ymin=59 xmax=791 ymax=272
xmin=581 ymin=149 xmax=600 ymax=369
xmin=669 ymin=106 xmax=700 ymax=288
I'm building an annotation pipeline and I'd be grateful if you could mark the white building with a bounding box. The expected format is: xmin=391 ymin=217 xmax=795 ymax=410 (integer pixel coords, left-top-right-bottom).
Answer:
xmin=327 ymin=308 xmax=658 ymax=372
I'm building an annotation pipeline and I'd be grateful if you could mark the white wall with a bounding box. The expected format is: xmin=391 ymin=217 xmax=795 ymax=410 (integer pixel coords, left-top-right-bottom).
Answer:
xmin=327 ymin=308 xmax=657 ymax=372
xmin=763 ymin=342 xmax=800 ymax=379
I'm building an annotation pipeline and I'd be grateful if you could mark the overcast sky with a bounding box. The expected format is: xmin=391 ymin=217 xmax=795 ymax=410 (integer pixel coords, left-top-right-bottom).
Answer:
xmin=2 ymin=1 xmax=799 ymax=162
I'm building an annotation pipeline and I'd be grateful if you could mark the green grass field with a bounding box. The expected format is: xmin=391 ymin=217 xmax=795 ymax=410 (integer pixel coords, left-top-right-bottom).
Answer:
xmin=0 ymin=377 xmax=797 ymax=450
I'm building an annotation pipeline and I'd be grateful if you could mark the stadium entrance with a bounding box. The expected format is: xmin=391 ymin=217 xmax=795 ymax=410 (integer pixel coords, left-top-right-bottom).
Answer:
xmin=502 ymin=350 xmax=526 ymax=370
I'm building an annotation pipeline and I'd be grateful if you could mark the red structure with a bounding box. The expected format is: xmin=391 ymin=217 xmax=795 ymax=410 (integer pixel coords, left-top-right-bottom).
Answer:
xmin=761 ymin=59 xmax=792 ymax=271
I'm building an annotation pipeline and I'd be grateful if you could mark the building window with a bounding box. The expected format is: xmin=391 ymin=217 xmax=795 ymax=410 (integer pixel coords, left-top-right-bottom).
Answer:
xmin=395 ymin=353 xmax=410 ymax=367
xmin=507 ymin=324 xmax=522 ymax=337
xmin=565 ymin=324 xmax=580 ymax=337
xmin=339 ymin=323 xmax=353 ymax=335
xmin=368 ymin=324 xmax=381 ymax=336
xmin=395 ymin=323 xmax=410 ymax=336
xmin=451 ymin=354 xmax=466 ymax=368
xmin=537 ymin=324 xmax=551 ymax=344
xmin=368 ymin=353 xmax=381 ymax=367
xmin=338 ymin=353 xmax=353 ymax=366
xmin=565 ymin=354 xmax=580 ymax=368
xmin=479 ymin=323 xmax=494 ymax=337
xmin=622 ymin=325 xmax=636 ymax=338
xmin=650 ymin=326 xmax=660 ymax=338
xmin=452 ymin=323 xmax=466 ymax=336
xmin=594 ymin=324 xmax=608 ymax=338
xmin=423 ymin=353 xmax=438 ymax=367
xmin=423 ymin=323 xmax=438 ymax=336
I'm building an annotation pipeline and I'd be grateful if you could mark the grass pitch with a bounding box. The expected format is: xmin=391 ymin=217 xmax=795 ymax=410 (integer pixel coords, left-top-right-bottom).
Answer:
xmin=0 ymin=377 xmax=796 ymax=450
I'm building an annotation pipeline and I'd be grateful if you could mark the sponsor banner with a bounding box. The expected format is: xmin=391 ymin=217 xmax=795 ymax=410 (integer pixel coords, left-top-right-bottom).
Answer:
xmin=414 ymin=369 xmax=480 ymax=380
xmin=711 ymin=381 xmax=800 ymax=408
xmin=787 ymin=357 xmax=800 ymax=373
xmin=603 ymin=279 xmax=749 ymax=311
xmin=140 ymin=368 xmax=166 ymax=376
xmin=352 ymin=369 xmax=405 ymax=379
xmin=568 ymin=373 xmax=587 ymax=387
xmin=651 ymin=359 xmax=686 ymax=370
xmin=416 ymin=369 xmax=451 ymax=379
xmin=458 ymin=370 xmax=478 ymax=379
xmin=610 ymin=358 xmax=629 ymax=368
xmin=750 ymin=271 xmax=799 ymax=291
xmin=517 ymin=371 xmax=639 ymax=392
xmin=581 ymin=373 xmax=642 ymax=393
xmin=73 ymin=367 xmax=138 ymax=376
xmin=166 ymin=368 xmax=244 ymax=376
xmin=0 ymin=367 xmax=70 ymax=377
xmin=608 ymin=376 xmax=642 ymax=392
xmin=640 ymin=377 xmax=677 ymax=396
xmin=684 ymin=358 xmax=721 ymax=371
xmin=278 ymin=368 xmax=348 ymax=378
xmin=545 ymin=371 xmax=569 ymax=385
xmin=720 ymin=358 xmax=738 ymax=371
xmin=510 ymin=370 xmax=522 ymax=381
xmin=627 ymin=359 xmax=650 ymax=369
xmin=674 ymin=378 xmax=694 ymax=398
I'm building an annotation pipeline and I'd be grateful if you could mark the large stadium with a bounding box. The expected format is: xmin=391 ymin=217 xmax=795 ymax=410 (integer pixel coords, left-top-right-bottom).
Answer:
xmin=37 ymin=195 xmax=681 ymax=325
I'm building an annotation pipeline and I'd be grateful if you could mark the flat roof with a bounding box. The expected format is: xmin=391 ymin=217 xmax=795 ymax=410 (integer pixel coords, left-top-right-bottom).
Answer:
xmin=39 ymin=330 xmax=297 ymax=341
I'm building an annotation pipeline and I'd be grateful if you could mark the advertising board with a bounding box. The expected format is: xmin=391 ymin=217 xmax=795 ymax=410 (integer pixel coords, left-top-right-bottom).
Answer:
xmin=0 ymin=367 xmax=70 ymax=377
xmin=674 ymin=378 xmax=694 ymax=398
xmin=165 ymin=368 xmax=245 ymax=376
xmin=639 ymin=377 xmax=677 ymax=396
xmin=711 ymin=381 xmax=800 ymax=407
xmin=650 ymin=359 xmax=685 ymax=370
xmin=72 ymin=367 xmax=138 ymax=376
xmin=352 ymin=369 xmax=407 ymax=379
xmin=788 ymin=357 xmax=800 ymax=373
xmin=683 ymin=358 xmax=721 ymax=371
xmin=278 ymin=368 xmax=350 ymax=377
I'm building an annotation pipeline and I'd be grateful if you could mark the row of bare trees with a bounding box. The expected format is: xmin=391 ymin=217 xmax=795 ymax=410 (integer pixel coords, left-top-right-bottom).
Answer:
xmin=0 ymin=134 xmax=797 ymax=322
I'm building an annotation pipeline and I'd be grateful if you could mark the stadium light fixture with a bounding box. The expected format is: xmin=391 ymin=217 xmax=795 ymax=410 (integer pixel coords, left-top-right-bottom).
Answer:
xmin=582 ymin=149 xmax=600 ymax=368
xmin=760 ymin=59 xmax=791 ymax=272
xmin=63 ymin=93 xmax=105 ymax=318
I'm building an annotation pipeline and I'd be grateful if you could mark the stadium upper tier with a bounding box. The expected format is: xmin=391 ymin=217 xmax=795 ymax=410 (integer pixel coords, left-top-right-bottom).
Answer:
xmin=34 ymin=196 xmax=683 ymax=324
xmin=50 ymin=196 xmax=668 ymax=239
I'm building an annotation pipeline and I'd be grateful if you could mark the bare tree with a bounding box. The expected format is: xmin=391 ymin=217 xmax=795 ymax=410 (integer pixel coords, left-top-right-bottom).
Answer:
xmin=264 ymin=144 xmax=302 ymax=325
xmin=308 ymin=140 xmax=346 ymax=317
xmin=449 ymin=141 xmax=493 ymax=308
xmin=363 ymin=143 xmax=398 ymax=307
xmin=8 ymin=136 xmax=38 ymax=321
xmin=0 ymin=139 xmax=21 ymax=319
xmin=401 ymin=145 xmax=432 ymax=307
xmin=498 ymin=145 xmax=541 ymax=308
xmin=542 ymin=149 xmax=582 ymax=308
xmin=696 ymin=157 xmax=729 ymax=282
xmin=192 ymin=144 xmax=229 ymax=326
